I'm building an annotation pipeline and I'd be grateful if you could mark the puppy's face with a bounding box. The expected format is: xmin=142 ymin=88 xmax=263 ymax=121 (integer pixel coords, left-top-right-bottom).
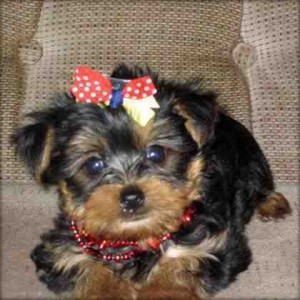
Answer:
xmin=59 ymin=105 xmax=198 ymax=240
xmin=15 ymin=67 xmax=217 ymax=240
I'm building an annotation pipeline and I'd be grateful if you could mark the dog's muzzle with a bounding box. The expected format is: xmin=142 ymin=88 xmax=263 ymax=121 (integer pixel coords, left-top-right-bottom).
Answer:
xmin=120 ymin=185 xmax=145 ymax=213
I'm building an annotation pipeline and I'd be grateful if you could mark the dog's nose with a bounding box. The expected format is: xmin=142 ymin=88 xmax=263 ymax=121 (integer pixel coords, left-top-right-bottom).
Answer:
xmin=120 ymin=186 xmax=144 ymax=212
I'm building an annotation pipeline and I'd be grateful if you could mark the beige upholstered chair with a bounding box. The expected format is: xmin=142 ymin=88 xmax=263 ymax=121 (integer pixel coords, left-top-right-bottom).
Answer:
xmin=1 ymin=1 xmax=298 ymax=298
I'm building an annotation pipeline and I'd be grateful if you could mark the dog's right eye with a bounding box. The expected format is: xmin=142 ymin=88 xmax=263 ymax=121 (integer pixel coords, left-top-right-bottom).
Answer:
xmin=85 ymin=157 xmax=105 ymax=175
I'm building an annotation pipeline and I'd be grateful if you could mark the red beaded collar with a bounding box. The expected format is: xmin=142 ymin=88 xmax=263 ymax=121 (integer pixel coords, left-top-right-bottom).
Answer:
xmin=71 ymin=206 xmax=196 ymax=263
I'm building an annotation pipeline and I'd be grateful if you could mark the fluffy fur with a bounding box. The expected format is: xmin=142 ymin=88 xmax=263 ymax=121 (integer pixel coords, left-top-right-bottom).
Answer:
xmin=14 ymin=64 xmax=291 ymax=299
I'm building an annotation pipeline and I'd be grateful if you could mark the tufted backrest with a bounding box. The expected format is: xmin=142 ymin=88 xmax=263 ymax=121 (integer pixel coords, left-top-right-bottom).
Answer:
xmin=238 ymin=0 xmax=299 ymax=182
xmin=1 ymin=0 xmax=44 ymax=182
xmin=2 ymin=0 xmax=298 ymax=183
xmin=2 ymin=0 xmax=249 ymax=182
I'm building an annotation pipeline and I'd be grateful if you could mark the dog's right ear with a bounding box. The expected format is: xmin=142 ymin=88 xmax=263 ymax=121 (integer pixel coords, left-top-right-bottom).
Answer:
xmin=173 ymin=90 xmax=219 ymax=147
xmin=13 ymin=121 xmax=55 ymax=184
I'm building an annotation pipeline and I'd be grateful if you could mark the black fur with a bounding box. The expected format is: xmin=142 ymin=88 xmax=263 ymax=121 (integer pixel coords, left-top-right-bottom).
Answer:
xmin=14 ymin=64 xmax=276 ymax=297
xmin=30 ymin=215 xmax=79 ymax=293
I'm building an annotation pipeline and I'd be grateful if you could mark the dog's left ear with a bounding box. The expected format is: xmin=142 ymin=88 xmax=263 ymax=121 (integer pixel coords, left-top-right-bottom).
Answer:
xmin=13 ymin=95 xmax=74 ymax=184
xmin=173 ymin=91 xmax=219 ymax=147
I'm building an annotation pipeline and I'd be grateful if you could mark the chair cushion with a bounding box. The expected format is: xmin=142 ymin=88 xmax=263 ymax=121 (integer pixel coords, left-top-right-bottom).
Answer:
xmin=1 ymin=182 xmax=298 ymax=298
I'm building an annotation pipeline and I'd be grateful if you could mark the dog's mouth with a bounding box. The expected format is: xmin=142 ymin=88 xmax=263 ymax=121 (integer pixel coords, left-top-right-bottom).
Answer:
xmin=121 ymin=207 xmax=149 ymax=221
xmin=122 ymin=213 xmax=149 ymax=222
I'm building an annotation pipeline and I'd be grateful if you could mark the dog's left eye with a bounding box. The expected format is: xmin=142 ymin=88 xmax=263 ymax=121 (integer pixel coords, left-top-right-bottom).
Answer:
xmin=85 ymin=157 xmax=105 ymax=175
xmin=146 ymin=145 xmax=165 ymax=163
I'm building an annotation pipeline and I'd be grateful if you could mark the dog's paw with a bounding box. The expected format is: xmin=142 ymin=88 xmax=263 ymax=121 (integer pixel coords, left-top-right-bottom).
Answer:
xmin=31 ymin=243 xmax=77 ymax=294
xmin=31 ymin=243 xmax=57 ymax=278
xmin=257 ymin=192 xmax=291 ymax=221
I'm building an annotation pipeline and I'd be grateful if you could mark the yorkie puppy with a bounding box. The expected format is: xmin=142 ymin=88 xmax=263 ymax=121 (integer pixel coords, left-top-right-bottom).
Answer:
xmin=14 ymin=64 xmax=291 ymax=299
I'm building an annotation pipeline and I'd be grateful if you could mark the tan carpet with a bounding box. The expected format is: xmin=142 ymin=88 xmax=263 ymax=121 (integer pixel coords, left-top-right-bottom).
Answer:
xmin=1 ymin=183 xmax=298 ymax=299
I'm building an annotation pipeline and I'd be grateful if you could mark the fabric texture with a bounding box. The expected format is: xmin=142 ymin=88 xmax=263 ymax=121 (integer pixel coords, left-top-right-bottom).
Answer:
xmin=0 ymin=0 xmax=43 ymax=182
xmin=1 ymin=183 xmax=298 ymax=299
xmin=0 ymin=1 xmax=299 ymax=298
xmin=237 ymin=0 xmax=299 ymax=182
xmin=1 ymin=0 xmax=250 ymax=182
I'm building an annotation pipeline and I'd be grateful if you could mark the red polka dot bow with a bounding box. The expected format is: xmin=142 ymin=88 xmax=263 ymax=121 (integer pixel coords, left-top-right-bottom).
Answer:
xmin=70 ymin=65 xmax=157 ymax=104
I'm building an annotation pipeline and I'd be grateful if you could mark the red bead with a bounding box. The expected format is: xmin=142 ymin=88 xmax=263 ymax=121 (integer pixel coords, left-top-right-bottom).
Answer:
xmin=121 ymin=241 xmax=126 ymax=245
xmin=162 ymin=233 xmax=171 ymax=241
xmin=103 ymin=255 xmax=107 ymax=260
xmin=115 ymin=255 xmax=120 ymax=262
xmin=75 ymin=234 xmax=80 ymax=239
xmin=147 ymin=238 xmax=161 ymax=250
xmin=100 ymin=241 xmax=106 ymax=249
xmin=107 ymin=255 xmax=112 ymax=261
xmin=79 ymin=242 xmax=84 ymax=247
xmin=124 ymin=254 xmax=129 ymax=260
xmin=185 ymin=216 xmax=191 ymax=222
xmin=129 ymin=251 xmax=135 ymax=257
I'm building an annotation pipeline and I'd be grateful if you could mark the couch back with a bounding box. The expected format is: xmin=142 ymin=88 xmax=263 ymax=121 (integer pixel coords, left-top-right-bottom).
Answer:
xmin=1 ymin=0 xmax=298 ymax=183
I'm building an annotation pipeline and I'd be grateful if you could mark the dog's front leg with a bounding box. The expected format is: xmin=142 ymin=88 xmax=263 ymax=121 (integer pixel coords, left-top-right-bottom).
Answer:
xmin=31 ymin=243 xmax=79 ymax=297
xmin=74 ymin=262 xmax=138 ymax=300
xmin=138 ymin=258 xmax=207 ymax=300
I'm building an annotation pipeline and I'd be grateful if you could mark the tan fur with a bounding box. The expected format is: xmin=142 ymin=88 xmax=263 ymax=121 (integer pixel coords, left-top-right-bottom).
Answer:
xmin=53 ymin=112 xmax=217 ymax=298
xmin=133 ymin=118 xmax=179 ymax=153
xmin=75 ymin=262 xmax=138 ymax=300
xmin=174 ymin=103 xmax=204 ymax=146
xmin=46 ymin=231 xmax=228 ymax=300
xmin=35 ymin=127 xmax=55 ymax=182
xmin=163 ymin=230 xmax=227 ymax=262
xmin=186 ymin=158 xmax=205 ymax=200
xmin=80 ymin=183 xmax=124 ymax=238
xmin=68 ymin=126 xmax=107 ymax=152
xmin=257 ymin=192 xmax=291 ymax=220
xmin=52 ymin=177 xmax=226 ymax=300
xmin=52 ymin=245 xmax=90 ymax=274
xmin=138 ymin=280 xmax=202 ymax=300
xmin=133 ymin=119 xmax=155 ymax=149
xmin=59 ymin=180 xmax=83 ymax=217
xmin=141 ymin=231 xmax=228 ymax=300
xmin=81 ymin=177 xmax=190 ymax=240
xmin=66 ymin=130 xmax=107 ymax=177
